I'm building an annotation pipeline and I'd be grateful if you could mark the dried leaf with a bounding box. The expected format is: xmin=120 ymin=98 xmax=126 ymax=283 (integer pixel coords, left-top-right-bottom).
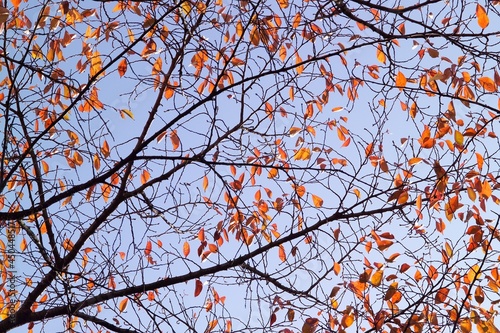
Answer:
xmin=118 ymin=298 xmax=128 ymax=313
xmin=194 ymin=279 xmax=203 ymax=297
xmin=311 ymin=194 xmax=323 ymax=207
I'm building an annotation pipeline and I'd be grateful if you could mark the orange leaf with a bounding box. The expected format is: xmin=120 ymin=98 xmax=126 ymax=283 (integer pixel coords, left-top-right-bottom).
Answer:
xmin=409 ymin=101 xmax=417 ymax=118
xmin=476 ymin=152 xmax=484 ymax=171
xmin=395 ymin=71 xmax=407 ymax=90
xmin=278 ymin=245 xmax=286 ymax=262
xmin=277 ymin=0 xmax=288 ymax=9
xmin=63 ymin=239 xmax=74 ymax=251
xmin=10 ymin=0 xmax=21 ymax=9
xmin=140 ymin=170 xmax=150 ymax=184
xmin=476 ymin=4 xmax=489 ymax=29
xmin=311 ymin=194 xmax=323 ymax=207
xmin=296 ymin=54 xmax=304 ymax=75
xmin=194 ymin=279 xmax=203 ymax=297
xmin=202 ymin=175 xmax=209 ymax=191
xmin=418 ymin=125 xmax=435 ymax=148
xmin=333 ymin=261 xmax=341 ymax=275
xmin=198 ymin=228 xmax=205 ymax=242
xmin=295 ymin=185 xmax=306 ymax=197
xmin=117 ymin=58 xmax=127 ymax=77
xmin=376 ymin=239 xmax=393 ymax=251
xmin=408 ymin=157 xmax=422 ymax=166
xmin=478 ymin=76 xmax=496 ymax=92
xmin=170 ymin=130 xmax=180 ymax=151
xmin=20 ymin=238 xmax=27 ymax=252
xmin=292 ymin=12 xmax=301 ymax=29
xmin=118 ymin=298 xmax=128 ymax=313
xmin=249 ymin=26 xmax=259 ymax=46
xmin=435 ymin=287 xmax=449 ymax=304
xmin=101 ymin=140 xmax=110 ymax=158
xmin=365 ymin=142 xmax=374 ymax=157
xmin=144 ymin=240 xmax=152 ymax=256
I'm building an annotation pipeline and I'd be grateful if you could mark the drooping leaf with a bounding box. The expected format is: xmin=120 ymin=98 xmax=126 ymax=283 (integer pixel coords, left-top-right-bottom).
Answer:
xmin=302 ymin=318 xmax=319 ymax=333
xmin=194 ymin=279 xmax=203 ymax=297
xmin=311 ymin=194 xmax=323 ymax=208
xmin=476 ymin=4 xmax=489 ymax=29
xmin=118 ymin=298 xmax=128 ymax=313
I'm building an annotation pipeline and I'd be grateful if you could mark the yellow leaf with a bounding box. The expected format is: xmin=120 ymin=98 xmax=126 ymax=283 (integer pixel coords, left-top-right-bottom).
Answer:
xmin=120 ymin=109 xmax=134 ymax=119
xmin=90 ymin=51 xmax=103 ymax=78
xmin=294 ymin=147 xmax=311 ymax=161
xmin=183 ymin=241 xmax=190 ymax=257
xmin=311 ymin=194 xmax=323 ymax=208
xmin=376 ymin=44 xmax=386 ymax=64
xmin=454 ymin=130 xmax=464 ymax=146
xmin=476 ymin=4 xmax=489 ymax=29
xmin=118 ymin=298 xmax=128 ymax=313
xmin=180 ymin=1 xmax=192 ymax=16
xmin=371 ymin=270 xmax=383 ymax=287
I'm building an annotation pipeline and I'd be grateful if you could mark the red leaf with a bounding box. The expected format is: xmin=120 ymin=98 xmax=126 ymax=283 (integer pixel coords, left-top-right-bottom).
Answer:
xmin=194 ymin=279 xmax=203 ymax=297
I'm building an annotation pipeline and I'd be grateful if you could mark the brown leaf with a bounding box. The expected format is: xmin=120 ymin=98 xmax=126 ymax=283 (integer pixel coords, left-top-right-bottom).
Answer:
xmin=194 ymin=279 xmax=203 ymax=297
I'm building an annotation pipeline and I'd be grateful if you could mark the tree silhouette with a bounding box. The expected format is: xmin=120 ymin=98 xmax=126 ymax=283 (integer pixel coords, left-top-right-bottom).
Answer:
xmin=0 ymin=0 xmax=500 ymax=332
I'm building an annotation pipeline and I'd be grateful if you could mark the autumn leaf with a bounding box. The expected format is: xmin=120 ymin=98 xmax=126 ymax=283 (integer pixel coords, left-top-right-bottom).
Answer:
xmin=144 ymin=240 xmax=152 ymax=256
xmin=170 ymin=130 xmax=180 ymax=151
xmin=311 ymin=194 xmax=323 ymax=207
xmin=117 ymin=58 xmax=127 ymax=77
xmin=478 ymin=76 xmax=496 ymax=92
xmin=118 ymin=298 xmax=128 ymax=313
xmin=0 ymin=6 xmax=9 ymax=24
xmin=376 ymin=44 xmax=386 ymax=64
xmin=435 ymin=287 xmax=449 ymax=304
xmin=476 ymin=4 xmax=489 ymax=29
xmin=302 ymin=318 xmax=319 ymax=333
xmin=278 ymin=245 xmax=286 ymax=262
xmin=194 ymin=279 xmax=203 ymax=297
xmin=395 ymin=71 xmax=407 ymax=90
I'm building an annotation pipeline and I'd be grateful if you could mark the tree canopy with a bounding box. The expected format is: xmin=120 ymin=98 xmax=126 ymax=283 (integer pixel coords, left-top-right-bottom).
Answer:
xmin=1 ymin=0 xmax=500 ymax=332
